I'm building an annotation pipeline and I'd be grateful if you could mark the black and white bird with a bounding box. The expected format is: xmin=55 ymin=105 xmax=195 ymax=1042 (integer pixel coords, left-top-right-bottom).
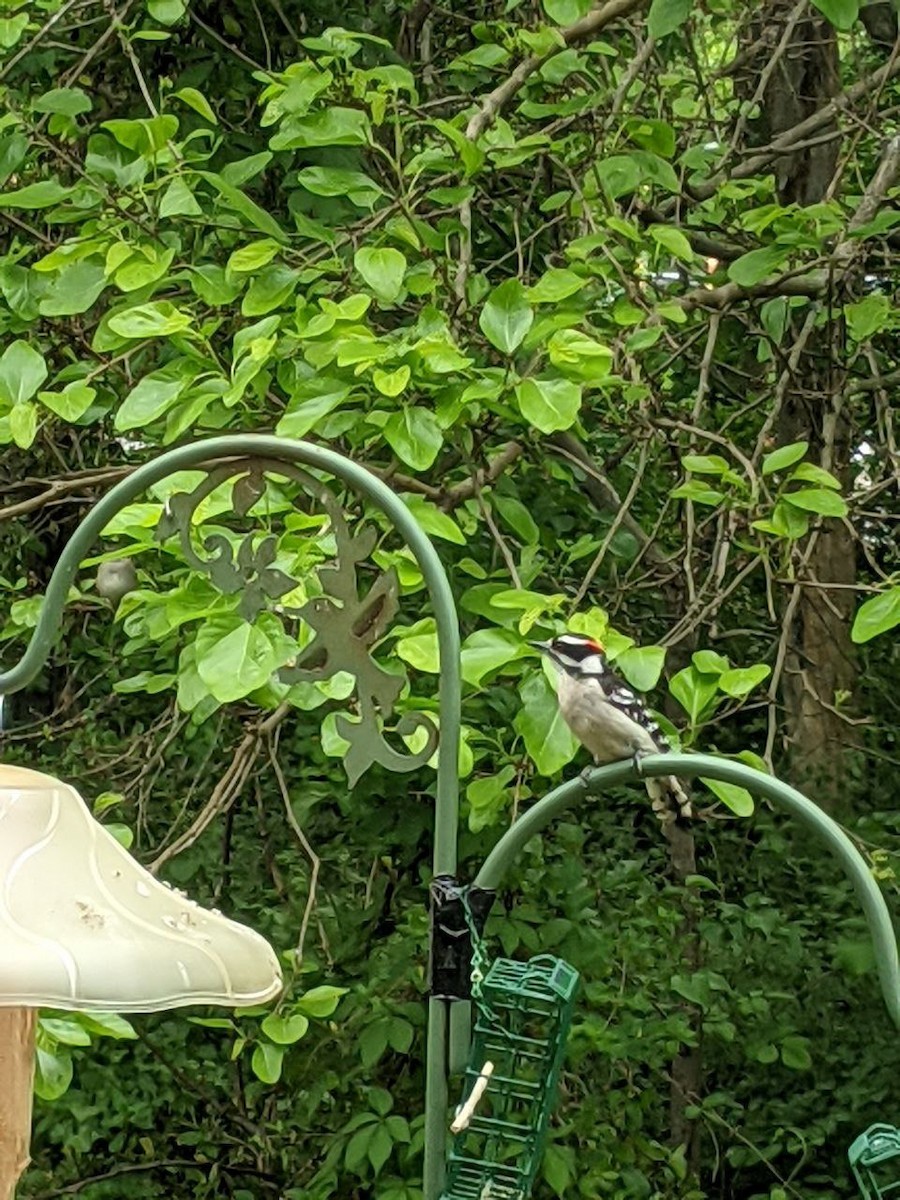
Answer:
xmin=533 ymin=633 xmax=692 ymax=825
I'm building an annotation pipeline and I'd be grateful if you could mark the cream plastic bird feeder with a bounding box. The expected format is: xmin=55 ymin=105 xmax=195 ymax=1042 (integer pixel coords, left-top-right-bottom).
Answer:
xmin=0 ymin=764 xmax=283 ymax=1199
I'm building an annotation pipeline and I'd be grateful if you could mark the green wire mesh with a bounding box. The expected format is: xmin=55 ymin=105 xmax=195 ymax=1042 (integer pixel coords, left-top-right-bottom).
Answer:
xmin=441 ymin=954 xmax=580 ymax=1200
xmin=850 ymin=1124 xmax=900 ymax=1198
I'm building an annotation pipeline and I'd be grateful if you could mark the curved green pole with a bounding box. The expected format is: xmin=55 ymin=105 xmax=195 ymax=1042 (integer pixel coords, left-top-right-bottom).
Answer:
xmin=475 ymin=753 xmax=900 ymax=1030
xmin=0 ymin=435 xmax=460 ymax=1198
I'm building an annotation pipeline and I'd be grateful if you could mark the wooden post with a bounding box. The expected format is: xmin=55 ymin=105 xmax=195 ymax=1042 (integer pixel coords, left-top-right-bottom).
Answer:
xmin=0 ymin=1009 xmax=36 ymax=1200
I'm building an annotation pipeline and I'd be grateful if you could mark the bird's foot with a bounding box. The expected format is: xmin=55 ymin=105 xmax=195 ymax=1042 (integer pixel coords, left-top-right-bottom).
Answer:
xmin=631 ymin=748 xmax=647 ymax=776
xmin=579 ymin=763 xmax=595 ymax=786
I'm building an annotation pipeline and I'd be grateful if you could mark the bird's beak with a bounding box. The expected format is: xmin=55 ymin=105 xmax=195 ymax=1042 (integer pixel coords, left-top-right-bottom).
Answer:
xmin=530 ymin=641 xmax=550 ymax=653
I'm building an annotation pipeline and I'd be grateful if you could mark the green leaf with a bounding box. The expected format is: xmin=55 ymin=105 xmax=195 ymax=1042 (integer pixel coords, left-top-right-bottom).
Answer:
xmin=402 ymin=496 xmax=466 ymax=544
xmin=648 ymin=0 xmax=691 ymax=38
xmin=461 ymin=628 xmax=527 ymax=686
xmin=547 ymin=330 xmax=612 ymax=380
xmin=492 ymin=494 xmax=540 ymax=544
xmin=845 ymin=293 xmax=890 ymax=341
xmin=789 ymin=462 xmax=841 ymax=489
xmin=33 ymin=88 xmax=92 ymax=117
xmin=368 ymin=1125 xmax=393 ymax=1175
xmin=762 ymin=441 xmax=808 ymax=475
xmin=542 ymin=0 xmax=591 ymax=22
xmin=198 ymin=170 xmax=289 ymax=240
xmin=783 ymin=488 xmax=848 ymax=517
xmin=718 ymin=664 xmax=770 ymax=697
xmin=9 ymin=400 xmax=37 ymax=448
xmin=173 ymin=86 xmax=217 ymax=122
xmin=359 ymin=1019 xmax=389 ymax=1067
xmin=515 ymin=377 xmax=582 ymax=434
xmin=615 ymin=645 xmax=666 ymax=691
xmin=727 ymin=245 xmax=790 ymax=287
xmin=479 ymin=279 xmax=533 ymax=354
xmin=270 ymin=107 xmax=370 ymax=151
xmin=0 ymin=341 xmax=47 ymax=406
xmin=691 ymin=650 xmax=729 ymax=675
xmin=107 ymin=822 xmax=134 ymax=849
xmin=115 ymin=371 xmax=186 ymax=431
xmin=625 ymin=118 xmax=676 ymax=158
xmin=516 ymin=671 xmax=580 ymax=775
xmin=671 ymin=481 xmax=724 ymax=506
xmin=354 ymin=247 xmax=407 ymax=304
xmin=297 ymin=985 xmax=348 ymax=1017
xmin=649 ymin=224 xmax=693 ymax=262
xmin=752 ymin=500 xmax=809 ymax=540
xmin=383 ymin=406 xmax=443 ymax=470
xmin=277 ymin=381 xmax=350 ymax=438
xmin=77 ymin=1011 xmax=137 ymax=1039
xmin=810 ymin=0 xmax=859 ymax=29
xmin=700 ymin=777 xmax=754 ymax=817
xmin=294 ymin=165 xmax=384 ymax=209
xmin=159 ymin=176 xmax=202 ymax=217
xmin=39 ymin=262 xmax=106 ymax=317
xmin=851 ymin=587 xmax=900 ymax=644
xmin=195 ymin=617 xmax=280 ymax=702
xmin=669 ymin=666 xmax=719 ymax=724
xmin=682 ymin=453 xmax=730 ymax=475
xmin=103 ymin=115 xmax=178 ymax=155
xmin=147 ymin=0 xmax=186 ymax=23
xmin=108 ymin=300 xmax=193 ymax=339
xmin=39 ymin=1017 xmax=92 ymax=1047
xmin=228 ymin=240 xmax=281 ymax=273
xmin=373 ymin=365 xmax=410 ymax=397
xmin=261 ymin=1013 xmax=309 ymax=1044
xmin=251 ymin=1041 xmax=284 ymax=1084
xmin=395 ymin=622 xmax=439 ymax=673
xmin=0 ymin=179 xmax=74 ymax=208
xmin=526 ymin=268 xmax=585 ymax=303
xmin=34 ymin=1048 xmax=74 ymax=1100
xmin=780 ymin=1035 xmax=813 ymax=1070
xmin=243 ymin=264 xmax=298 ymax=316
xmin=594 ymin=154 xmax=642 ymax=199
xmin=542 ymin=1143 xmax=576 ymax=1198
xmin=0 ymin=14 xmax=29 ymax=48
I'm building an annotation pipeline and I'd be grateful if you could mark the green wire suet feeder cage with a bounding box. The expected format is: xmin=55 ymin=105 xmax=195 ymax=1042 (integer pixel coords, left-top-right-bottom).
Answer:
xmin=850 ymin=1124 xmax=900 ymax=1198
xmin=441 ymin=955 xmax=579 ymax=1200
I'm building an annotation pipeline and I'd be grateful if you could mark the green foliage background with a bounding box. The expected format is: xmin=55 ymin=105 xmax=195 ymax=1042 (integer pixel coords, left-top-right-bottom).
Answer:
xmin=0 ymin=0 xmax=898 ymax=1197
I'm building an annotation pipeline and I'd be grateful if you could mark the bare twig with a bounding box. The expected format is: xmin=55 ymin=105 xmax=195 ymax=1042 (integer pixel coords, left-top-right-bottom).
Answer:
xmin=267 ymin=736 xmax=320 ymax=964
xmin=150 ymin=704 xmax=290 ymax=871
xmin=569 ymin=440 xmax=650 ymax=612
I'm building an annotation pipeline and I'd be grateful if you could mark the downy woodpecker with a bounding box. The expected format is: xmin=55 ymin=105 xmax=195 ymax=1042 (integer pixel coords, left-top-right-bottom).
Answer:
xmin=533 ymin=633 xmax=692 ymax=825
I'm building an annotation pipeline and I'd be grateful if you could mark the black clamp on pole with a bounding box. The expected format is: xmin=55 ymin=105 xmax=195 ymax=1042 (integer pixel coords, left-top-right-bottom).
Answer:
xmin=428 ymin=875 xmax=496 ymax=1000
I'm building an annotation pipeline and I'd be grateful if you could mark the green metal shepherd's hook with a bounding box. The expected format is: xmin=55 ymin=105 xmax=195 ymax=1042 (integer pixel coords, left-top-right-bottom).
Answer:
xmin=0 ymin=435 xmax=464 ymax=1200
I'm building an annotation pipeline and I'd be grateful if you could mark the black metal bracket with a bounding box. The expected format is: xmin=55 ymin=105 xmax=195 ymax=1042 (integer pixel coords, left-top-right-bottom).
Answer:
xmin=428 ymin=875 xmax=496 ymax=1000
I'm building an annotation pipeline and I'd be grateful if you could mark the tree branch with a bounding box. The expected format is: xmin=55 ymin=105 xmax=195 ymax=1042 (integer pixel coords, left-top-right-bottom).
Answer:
xmin=464 ymin=0 xmax=648 ymax=141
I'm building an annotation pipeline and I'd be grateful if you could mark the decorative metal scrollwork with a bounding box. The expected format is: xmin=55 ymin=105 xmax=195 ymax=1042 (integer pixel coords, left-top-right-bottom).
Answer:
xmin=155 ymin=456 xmax=438 ymax=786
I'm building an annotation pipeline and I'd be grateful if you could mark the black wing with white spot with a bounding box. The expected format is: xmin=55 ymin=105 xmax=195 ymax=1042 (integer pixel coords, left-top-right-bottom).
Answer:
xmin=598 ymin=667 xmax=669 ymax=753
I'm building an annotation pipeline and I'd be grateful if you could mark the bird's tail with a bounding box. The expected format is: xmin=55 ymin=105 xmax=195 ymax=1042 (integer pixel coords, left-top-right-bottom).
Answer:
xmin=645 ymin=775 xmax=693 ymax=825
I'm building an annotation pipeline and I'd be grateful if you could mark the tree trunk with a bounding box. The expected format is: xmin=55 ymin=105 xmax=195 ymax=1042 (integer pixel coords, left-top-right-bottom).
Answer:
xmin=742 ymin=0 xmax=857 ymax=811
xmin=0 ymin=1008 xmax=36 ymax=1200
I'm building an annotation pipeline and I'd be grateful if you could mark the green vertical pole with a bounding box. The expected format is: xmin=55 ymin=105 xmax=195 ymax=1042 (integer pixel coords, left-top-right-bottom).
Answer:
xmin=424 ymin=997 xmax=449 ymax=1200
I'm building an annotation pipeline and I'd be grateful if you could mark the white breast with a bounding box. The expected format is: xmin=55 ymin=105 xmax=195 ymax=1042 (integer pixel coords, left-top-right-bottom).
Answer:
xmin=555 ymin=671 xmax=658 ymax=763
